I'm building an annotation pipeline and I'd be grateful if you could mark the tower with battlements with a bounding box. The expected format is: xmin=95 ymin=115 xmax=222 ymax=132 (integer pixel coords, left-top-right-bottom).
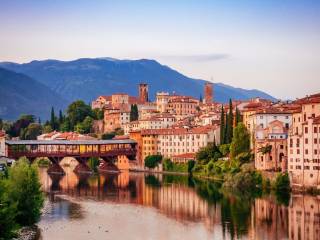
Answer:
xmin=139 ymin=83 xmax=149 ymax=103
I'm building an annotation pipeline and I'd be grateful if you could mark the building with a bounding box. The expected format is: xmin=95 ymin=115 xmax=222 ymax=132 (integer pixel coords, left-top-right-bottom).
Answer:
xmin=104 ymin=109 xmax=130 ymax=133
xmin=167 ymin=96 xmax=199 ymax=116
xmin=288 ymin=94 xmax=320 ymax=188
xmin=204 ymin=82 xmax=213 ymax=104
xmin=139 ymin=83 xmax=149 ymax=103
xmin=255 ymin=120 xmax=289 ymax=171
xmin=137 ymin=125 xmax=219 ymax=163
xmin=156 ymin=92 xmax=170 ymax=113
xmin=0 ymin=130 xmax=6 ymax=156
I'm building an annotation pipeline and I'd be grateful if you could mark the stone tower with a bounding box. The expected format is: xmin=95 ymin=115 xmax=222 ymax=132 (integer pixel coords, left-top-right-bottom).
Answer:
xmin=204 ymin=82 xmax=213 ymax=104
xmin=139 ymin=83 xmax=148 ymax=103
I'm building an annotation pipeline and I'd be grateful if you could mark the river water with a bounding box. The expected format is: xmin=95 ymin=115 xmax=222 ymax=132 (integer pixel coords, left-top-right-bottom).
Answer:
xmin=37 ymin=167 xmax=320 ymax=240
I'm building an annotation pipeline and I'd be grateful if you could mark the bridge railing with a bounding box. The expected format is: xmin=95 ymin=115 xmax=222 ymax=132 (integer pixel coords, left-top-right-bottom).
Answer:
xmin=7 ymin=147 xmax=136 ymax=159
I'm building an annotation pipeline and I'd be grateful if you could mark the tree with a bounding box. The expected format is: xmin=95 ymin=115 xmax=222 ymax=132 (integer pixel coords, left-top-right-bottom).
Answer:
xmin=43 ymin=125 xmax=53 ymax=134
xmin=226 ymin=99 xmax=234 ymax=143
xmin=22 ymin=123 xmax=42 ymax=140
xmin=230 ymin=123 xmax=250 ymax=160
xmin=196 ymin=142 xmax=222 ymax=164
xmin=8 ymin=115 xmax=35 ymax=137
xmin=220 ymin=106 xmax=225 ymax=144
xmin=0 ymin=179 xmax=17 ymax=239
xmin=130 ymin=104 xmax=139 ymax=121
xmin=6 ymin=157 xmax=44 ymax=226
xmin=101 ymin=132 xmax=116 ymax=140
xmin=92 ymin=108 xmax=104 ymax=120
xmin=60 ymin=117 xmax=71 ymax=132
xmin=144 ymin=155 xmax=162 ymax=169
xmin=67 ymin=100 xmax=93 ymax=130
xmin=199 ymin=94 xmax=203 ymax=103
xmin=59 ymin=110 xmax=64 ymax=125
xmin=235 ymin=107 xmax=241 ymax=126
xmin=50 ymin=107 xmax=58 ymax=130
xmin=0 ymin=118 xmax=3 ymax=130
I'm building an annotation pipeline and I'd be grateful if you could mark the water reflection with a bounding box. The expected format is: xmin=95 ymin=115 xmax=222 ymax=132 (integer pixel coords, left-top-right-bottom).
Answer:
xmin=38 ymin=167 xmax=320 ymax=240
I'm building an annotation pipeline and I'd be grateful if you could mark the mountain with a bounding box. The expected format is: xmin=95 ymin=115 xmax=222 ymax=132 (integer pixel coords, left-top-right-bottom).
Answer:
xmin=0 ymin=58 xmax=276 ymax=118
xmin=0 ymin=67 xmax=67 ymax=120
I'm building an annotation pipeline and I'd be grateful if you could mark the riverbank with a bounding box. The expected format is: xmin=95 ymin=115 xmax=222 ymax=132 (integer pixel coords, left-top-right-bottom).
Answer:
xmin=14 ymin=226 xmax=40 ymax=240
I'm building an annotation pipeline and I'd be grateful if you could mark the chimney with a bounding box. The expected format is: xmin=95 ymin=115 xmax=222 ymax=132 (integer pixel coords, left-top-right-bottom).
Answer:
xmin=204 ymin=82 xmax=213 ymax=104
xmin=139 ymin=83 xmax=148 ymax=103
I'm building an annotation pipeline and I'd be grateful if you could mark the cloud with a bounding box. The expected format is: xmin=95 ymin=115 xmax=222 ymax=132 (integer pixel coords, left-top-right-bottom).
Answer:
xmin=160 ymin=53 xmax=230 ymax=62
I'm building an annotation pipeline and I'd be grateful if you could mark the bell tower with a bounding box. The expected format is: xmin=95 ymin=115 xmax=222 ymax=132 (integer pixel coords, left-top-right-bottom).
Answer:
xmin=139 ymin=83 xmax=148 ymax=103
xmin=204 ymin=82 xmax=213 ymax=104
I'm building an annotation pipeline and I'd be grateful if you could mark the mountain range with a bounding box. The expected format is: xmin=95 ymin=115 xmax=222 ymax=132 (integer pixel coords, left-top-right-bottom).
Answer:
xmin=0 ymin=58 xmax=276 ymax=120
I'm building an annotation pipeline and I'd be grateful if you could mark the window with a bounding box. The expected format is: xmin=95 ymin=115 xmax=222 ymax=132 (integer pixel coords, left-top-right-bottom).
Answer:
xmin=315 ymin=138 xmax=318 ymax=144
xmin=305 ymin=138 xmax=309 ymax=144
xmin=314 ymin=127 xmax=318 ymax=133
xmin=280 ymin=145 xmax=284 ymax=149
xmin=314 ymin=149 xmax=317 ymax=155
xmin=305 ymin=149 xmax=309 ymax=154
xmin=305 ymin=127 xmax=308 ymax=134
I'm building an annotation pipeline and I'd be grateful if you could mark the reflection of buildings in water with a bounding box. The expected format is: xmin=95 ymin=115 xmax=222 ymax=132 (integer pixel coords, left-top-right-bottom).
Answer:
xmin=289 ymin=195 xmax=320 ymax=240
xmin=249 ymin=197 xmax=288 ymax=240
xmin=142 ymin=182 xmax=221 ymax=230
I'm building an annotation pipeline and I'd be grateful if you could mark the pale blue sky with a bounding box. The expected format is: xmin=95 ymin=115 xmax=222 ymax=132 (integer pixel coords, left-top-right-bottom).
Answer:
xmin=0 ymin=0 xmax=319 ymax=99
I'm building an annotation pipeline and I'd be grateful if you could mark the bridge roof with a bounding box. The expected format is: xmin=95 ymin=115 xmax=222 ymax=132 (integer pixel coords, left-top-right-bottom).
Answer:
xmin=5 ymin=139 xmax=136 ymax=145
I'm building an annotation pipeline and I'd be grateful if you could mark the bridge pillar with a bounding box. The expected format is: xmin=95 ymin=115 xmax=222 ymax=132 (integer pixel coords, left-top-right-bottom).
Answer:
xmin=47 ymin=158 xmax=65 ymax=175
xmin=99 ymin=158 xmax=119 ymax=173
xmin=74 ymin=158 xmax=93 ymax=174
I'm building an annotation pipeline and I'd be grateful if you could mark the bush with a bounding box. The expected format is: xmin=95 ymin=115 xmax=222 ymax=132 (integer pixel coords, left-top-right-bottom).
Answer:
xmin=144 ymin=155 xmax=162 ymax=169
xmin=274 ymin=173 xmax=290 ymax=193
xmin=163 ymin=158 xmax=173 ymax=171
xmin=101 ymin=132 xmax=116 ymax=140
xmin=219 ymin=144 xmax=230 ymax=157
xmin=6 ymin=157 xmax=44 ymax=226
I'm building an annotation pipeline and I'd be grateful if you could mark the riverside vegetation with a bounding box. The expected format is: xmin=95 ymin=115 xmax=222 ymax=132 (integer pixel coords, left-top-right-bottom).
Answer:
xmin=0 ymin=157 xmax=44 ymax=240
xmin=145 ymin=123 xmax=291 ymax=195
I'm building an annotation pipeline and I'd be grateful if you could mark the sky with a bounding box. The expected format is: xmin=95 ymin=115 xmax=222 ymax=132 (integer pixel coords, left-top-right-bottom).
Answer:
xmin=0 ymin=0 xmax=320 ymax=99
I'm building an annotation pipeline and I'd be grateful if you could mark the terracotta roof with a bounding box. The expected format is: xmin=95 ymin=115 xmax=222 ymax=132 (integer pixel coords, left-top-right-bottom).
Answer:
xmin=293 ymin=94 xmax=320 ymax=105
xmin=141 ymin=125 xmax=216 ymax=135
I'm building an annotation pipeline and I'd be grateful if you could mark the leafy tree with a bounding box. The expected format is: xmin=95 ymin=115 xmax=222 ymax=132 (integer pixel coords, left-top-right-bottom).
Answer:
xmin=230 ymin=123 xmax=250 ymax=160
xmin=220 ymin=106 xmax=225 ymax=144
xmin=101 ymin=132 xmax=116 ymax=140
xmin=219 ymin=144 xmax=230 ymax=157
xmin=8 ymin=115 xmax=35 ymax=137
xmin=196 ymin=142 xmax=222 ymax=164
xmin=6 ymin=157 xmax=44 ymax=226
xmin=82 ymin=116 xmax=93 ymax=133
xmin=67 ymin=100 xmax=93 ymax=130
xmin=163 ymin=158 xmax=174 ymax=171
xmin=144 ymin=155 xmax=162 ymax=169
xmin=92 ymin=108 xmax=104 ymax=120
xmin=22 ymin=123 xmax=42 ymax=140
xmin=43 ymin=124 xmax=53 ymax=134
xmin=274 ymin=173 xmax=290 ymax=193
xmin=60 ymin=117 xmax=71 ymax=132
xmin=130 ymin=104 xmax=139 ymax=121
xmin=0 ymin=179 xmax=17 ymax=239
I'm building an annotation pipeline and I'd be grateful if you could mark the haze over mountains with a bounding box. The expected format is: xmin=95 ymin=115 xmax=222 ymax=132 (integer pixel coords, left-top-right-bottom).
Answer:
xmin=0 ymin=58 xmax=276 ymax=120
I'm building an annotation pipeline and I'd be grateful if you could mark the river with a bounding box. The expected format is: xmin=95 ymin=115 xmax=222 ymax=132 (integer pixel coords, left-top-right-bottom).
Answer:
xmin=37 ymin=166 xmax=320 ymax=240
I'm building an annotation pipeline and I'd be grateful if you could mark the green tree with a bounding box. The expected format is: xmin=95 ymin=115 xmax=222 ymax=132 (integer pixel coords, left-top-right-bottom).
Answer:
xmin=0 ymin=179 xmax=17 ymax=239
xmin=92 ymin=108 xmax=104 ymax=120
xmin=60 ymin=117 xmax=71 ymax=132
xmin=144 ymin=155 xmax=162 ymax=169
xmin=58 ymin=110 xmax=64 ymax=125
xmin=220 ymin=106 xmax=225 ymax=144
xmin=23 ymin=123 xmax=42 ymax=140
xmin=274 ymin=173 xmax=290 ymax=193
xmin=196 ymin=142 xmax=222 ymax=164
xmin=67 ymin=100 xmax=93 ymax=130
xmin=6 ymin=157 xmax=44 ymax=226
xmin=230 ymin=123 xmax=250 ymax=160
xmin=199 ymin=94 xmax=203 ymax=103
xmin=43 ymin=124 xmax=53 ymax=134
xmin=50 ymin=107 xmax=58 ymax=130
xmin=101 ymin=132 xmax=116 ymax=140
xmin=235 ymin=107 xmax=241 ymax=126
xmin=226 ymin=99 xmax=234 ymax=143
xmin=130 ymin=104 xmax=139 ymax=121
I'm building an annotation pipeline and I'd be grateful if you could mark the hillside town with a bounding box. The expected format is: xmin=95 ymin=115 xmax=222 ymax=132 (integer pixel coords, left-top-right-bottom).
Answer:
xmin=1 ymin=82 xmax=319 ymax=192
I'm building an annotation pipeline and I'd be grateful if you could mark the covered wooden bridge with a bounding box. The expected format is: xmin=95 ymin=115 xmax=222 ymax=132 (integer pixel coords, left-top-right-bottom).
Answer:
xmin=5 ymin=139 xmax=137 ymax=174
